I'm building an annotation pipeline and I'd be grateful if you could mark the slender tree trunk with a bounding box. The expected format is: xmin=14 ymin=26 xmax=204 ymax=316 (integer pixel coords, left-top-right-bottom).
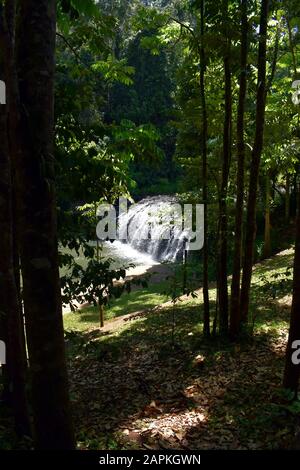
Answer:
xmin=292 ymin=174 xmax=298 ymax=217
xmin=229 ymin=0 xmax=248 ymax=339
xmin=16 ymin=0 xmax=75 ymax=449
xmin=240 ymin=0 xmax=270 ymax=323
xmin=219 ymin=1 xmax=232 ymax=334
xmin=285 ymin=174 xmax=290 ymax=223
xmin=283 ymin=188 xmax=300 ymax=391
xmin=99 ymin=304 xmax=105 ymax=328
xmin=200 ymin=0 xmax=210 ymax=336
xmin=263 ymin=173 xmax=271 ymax=258
xmin=0 ymin=3 xmax=31 ymax=437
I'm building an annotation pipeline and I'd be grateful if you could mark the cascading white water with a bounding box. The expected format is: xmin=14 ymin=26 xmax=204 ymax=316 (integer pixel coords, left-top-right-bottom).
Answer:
xmin=117 ymin=196 xmax=189 ymax=262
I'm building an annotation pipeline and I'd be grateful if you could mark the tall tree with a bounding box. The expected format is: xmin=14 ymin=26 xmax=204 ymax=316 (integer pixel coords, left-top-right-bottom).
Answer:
xmin=283 ymin=186 xmax=300 ymax=392
xmin=200 ymin=0 xmax=210 ymax=336
xmin=240 ymin=0 xmax=270 ymax=323
xmin=16 ymin=0 xmax=75 ymax=449
xmin=218 ymin=0 xmax=232 ymax=334
xmin=229 ymin=0 xmax=248 ymax=338
xmin=283 ymin=3 xmax=300 ymax=388
xmin=0 ymin=0 xmax=31 ymax=437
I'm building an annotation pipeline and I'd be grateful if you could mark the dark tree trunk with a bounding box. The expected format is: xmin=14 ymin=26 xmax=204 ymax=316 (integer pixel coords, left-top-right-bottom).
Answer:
xmin=229 ymin=0 xmax=248 ymax=339
xmin=218 ymin=1 xmax=232 ymax=334
xmin=3 ymin=0 xmax=28 ymax=393
xmin=0 ymin=3 xmax=31 ymax=437
xmin=240 ymin=0 xmax=270 ymax=323
xmin=3 ymin=0 xmax=23 ymax=299
xmin=285 ymin=174 xmax=290 ymax=223
xmin=16 ymin=0 xmax=75 ymax=449
xmin=99 ymin=304 xmax=105 ymax=328
xmin=283 ymin=188 xmax=300 ymax=392
xmin=263 ymin=173 xmax=271 ymax=259
xmin=292 ymin=174 xmax=298 ymax=218
xmin=200 ymin=0 xmax=210 ymax=336
xmin=0 ymin=115 xmax=30 ymax=438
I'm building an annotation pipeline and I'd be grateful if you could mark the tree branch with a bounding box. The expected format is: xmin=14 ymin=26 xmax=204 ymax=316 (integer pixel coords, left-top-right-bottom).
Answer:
xmin=169 ymin=16 xmax=195 ymax=38
xmin=56 ymin=32 xmax=85 ymax=65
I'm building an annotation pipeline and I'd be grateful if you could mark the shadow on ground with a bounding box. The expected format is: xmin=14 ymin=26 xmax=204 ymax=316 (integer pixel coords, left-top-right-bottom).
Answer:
xmin=66 ymin=276 xmax=299 ymax=450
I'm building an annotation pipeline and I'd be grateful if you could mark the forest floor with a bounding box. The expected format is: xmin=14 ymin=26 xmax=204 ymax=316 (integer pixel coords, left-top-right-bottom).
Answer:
xmin=1 ymin=248 xmax=299 ymax=450
xmin=62 ymin=248 xmax=300 ymax=450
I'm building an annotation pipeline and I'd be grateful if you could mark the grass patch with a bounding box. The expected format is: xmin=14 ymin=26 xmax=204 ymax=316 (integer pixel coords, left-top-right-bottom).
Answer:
xmin=63 ymin=280 xmax=170 ymax=331
xmin=64 ymin=249 xmax=294 ymax=335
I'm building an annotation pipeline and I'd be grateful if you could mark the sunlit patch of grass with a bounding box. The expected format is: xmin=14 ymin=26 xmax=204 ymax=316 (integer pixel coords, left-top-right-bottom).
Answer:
xmin=64 ymin=248 xmax=294 ymax=343
xmin=64 ymin=281 xmax=169 ymax=332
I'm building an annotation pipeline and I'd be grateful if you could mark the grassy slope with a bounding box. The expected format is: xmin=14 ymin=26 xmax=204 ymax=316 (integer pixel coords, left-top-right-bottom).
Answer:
xmin=61 ymin=248 xmax=300 ymax=450
xmin=63 ymin=280 xmax=170 ymax=331
xmin=64 ymin=248 xmax=294 ymax=335
xmin=1 ymin=249 xmax=296 ymax=450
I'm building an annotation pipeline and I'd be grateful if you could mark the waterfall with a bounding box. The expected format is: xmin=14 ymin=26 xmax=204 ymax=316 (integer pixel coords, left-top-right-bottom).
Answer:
xmin=117 ymin=196 xmax=189 ymax=262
